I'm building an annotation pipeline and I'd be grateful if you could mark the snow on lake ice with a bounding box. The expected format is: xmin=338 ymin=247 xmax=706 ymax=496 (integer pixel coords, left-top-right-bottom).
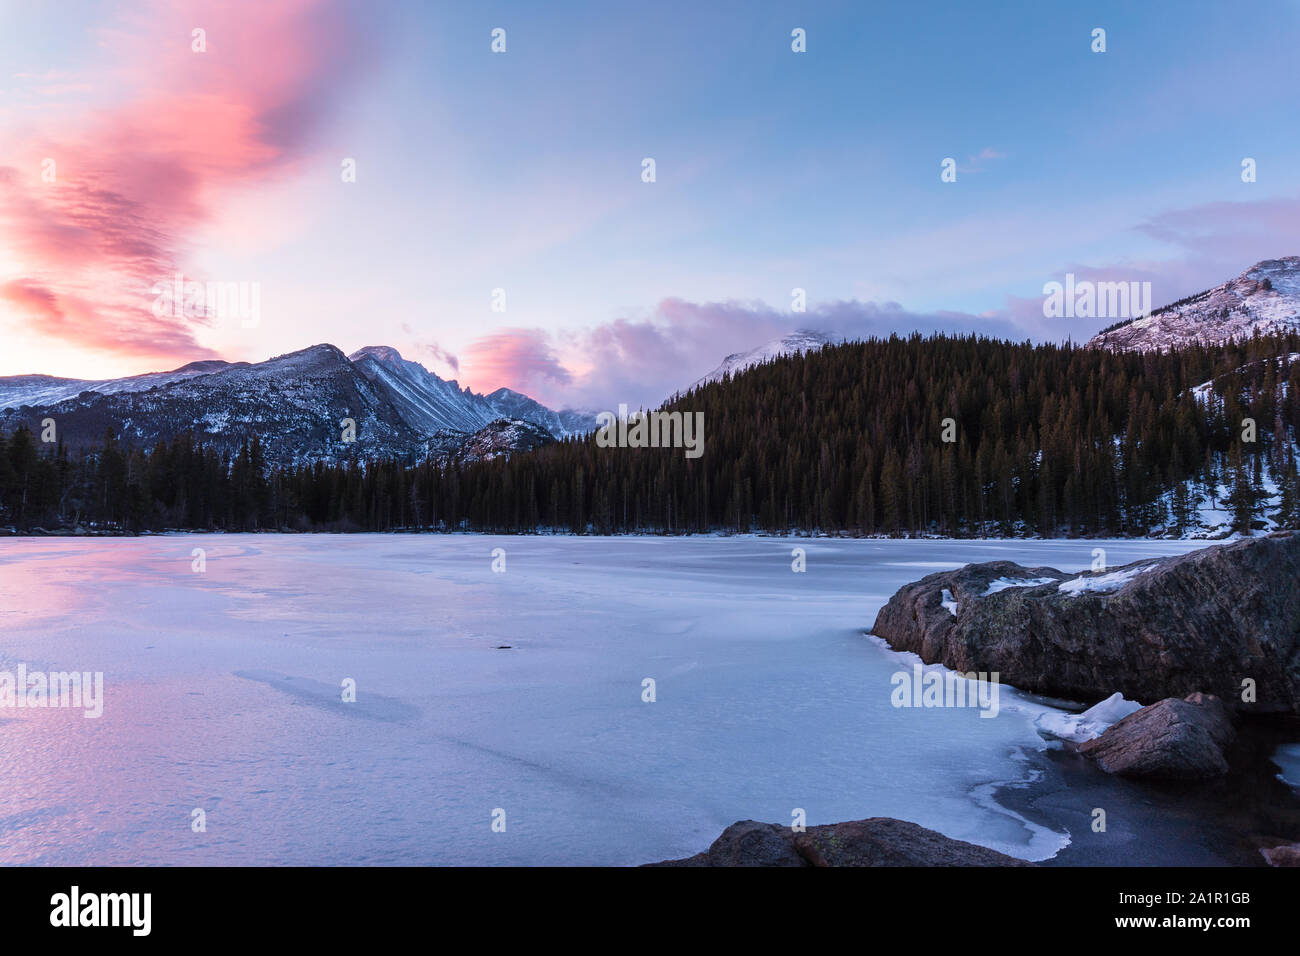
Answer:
xmin=0 ymin=535 xmax=1211 ymax=865
xmin=1033 ymin=692 xmax=1144 ymax=743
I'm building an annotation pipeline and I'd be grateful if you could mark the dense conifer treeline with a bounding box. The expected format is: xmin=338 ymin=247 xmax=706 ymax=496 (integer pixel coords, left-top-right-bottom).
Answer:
xmin=3 ymin=333 xmax=1299 ymax=537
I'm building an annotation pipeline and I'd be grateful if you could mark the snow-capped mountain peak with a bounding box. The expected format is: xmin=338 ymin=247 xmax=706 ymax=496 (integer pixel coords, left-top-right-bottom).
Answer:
xmin=691 ymin=329 xmax=833 ymax=390
xmin=0 ymin=359 xmax=239 ymax=411
xmin=347 ymin=344 xmax=491 ymax=435
xmin=1088 ymin=257 xmax=1300 ymax=351
xmin=349 ymin=344 xmax=407 ymax=367
xmin=0 ymin=343 xmax=597 ymax=465
xmin=346 ymin=345 xmax=596 ymax=439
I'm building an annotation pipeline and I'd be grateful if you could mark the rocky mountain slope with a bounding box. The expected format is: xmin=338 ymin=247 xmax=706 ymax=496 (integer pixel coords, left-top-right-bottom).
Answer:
xmin=0 ymin=344 xmax=596 ymax=465
xmin=1089 ymin=257 xmax=1300 ymax=351
xmin=424 ymin=418 xmax=557 ymax=465
xmin=347 ymin=346 xmax=593 ymax=439
xmin=0 ymin=360 xmax=238 ymax=409
xmin=1 ymin=345 xmax=420 ymax=463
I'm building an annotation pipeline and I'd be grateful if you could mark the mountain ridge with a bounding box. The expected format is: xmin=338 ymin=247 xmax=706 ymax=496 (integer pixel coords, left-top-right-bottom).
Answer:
xmin=689 ymin=329 xmax=832 ymax=390
xmin=0 ymin=343 xmax=596 ymax=464
xmin=1088 ymin=257 xmax=1300 ymax=351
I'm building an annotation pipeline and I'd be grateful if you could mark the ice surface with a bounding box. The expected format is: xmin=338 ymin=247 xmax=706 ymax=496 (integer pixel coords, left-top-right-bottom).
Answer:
xmin=1274 ymin=743 xmax=1300 ymax=789
xmin=0 ymin=535 xmax=1212 ymax=865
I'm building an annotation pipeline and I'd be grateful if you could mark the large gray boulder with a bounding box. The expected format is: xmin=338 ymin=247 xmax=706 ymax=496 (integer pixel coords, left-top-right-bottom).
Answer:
xmin=870 ymin=533 xmax=1300 ymax=714
xmin=646 ymin=818 xmax=1032 ymax=867
xmin=1078 ymin=693 xmax=1237 ymax=778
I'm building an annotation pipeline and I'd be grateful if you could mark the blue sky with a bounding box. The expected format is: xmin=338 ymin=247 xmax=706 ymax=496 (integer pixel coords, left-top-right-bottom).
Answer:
xmin=2 ymin=0 xmax=1298 ymax=408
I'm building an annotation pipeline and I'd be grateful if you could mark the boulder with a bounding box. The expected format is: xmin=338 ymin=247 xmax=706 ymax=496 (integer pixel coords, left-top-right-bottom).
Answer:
xmin=1261 ymin=843 xmax=1300 ymax=866
xmin=645 ymin=817 xmax=1032 ymax=867
xmin=697 ymin=820 xmax=807 ymax=867
xmin=793 ymin=818 xmax=1034 ymax=866
xmin=1078 ymin=693 xmax=1237 ymax=779
xmin=870 ymin=533 xmax=1300 ymax=713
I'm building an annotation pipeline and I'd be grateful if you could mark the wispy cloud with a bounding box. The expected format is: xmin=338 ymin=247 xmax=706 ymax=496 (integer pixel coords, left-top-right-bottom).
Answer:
xmin=957 ymin=147 xmax=1008 ymax=175
xmin=1003 ymin=193 xmax=1300 ymax=339
xmin=401 ymin=323 xmax=460 ymax=374
xmin=1135 ymin=195 xmax=1300 ymax=266
xmin=0 ymin=0 xmax=368 ymax=367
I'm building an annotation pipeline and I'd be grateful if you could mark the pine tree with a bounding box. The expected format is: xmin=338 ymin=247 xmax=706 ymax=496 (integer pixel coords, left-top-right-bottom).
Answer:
xmin=1228 ymin=444 xmax=1256 ymax=535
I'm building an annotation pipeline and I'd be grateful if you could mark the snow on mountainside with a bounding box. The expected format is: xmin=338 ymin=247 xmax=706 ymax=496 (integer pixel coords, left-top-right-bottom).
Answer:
xmin=425 ymin=418 xmax=556 ymax=465
xmin=690 ymin=329 xmax=832 ymax=390
xmin=348 ymin=346 xmax=596 ymax=439
xmin=1088 ymin=257 xmax=1300 ymax=352
xmin=0 ymin=344 xmax=420 ymax=464
xmin=480 ymin=387 xmax=597 ymax=439
xmin=0 ymin=360 xmax=236 ymax=410
xmin=348 ymin=345 xmax=499 ymax=435
xmin=0 ymin=344 xmax=594 ymax=465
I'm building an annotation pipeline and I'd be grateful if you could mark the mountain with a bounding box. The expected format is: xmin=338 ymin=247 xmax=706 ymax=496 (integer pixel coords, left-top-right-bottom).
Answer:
xmin=0 ymin=360 xmax=237 ymax=410
xmin=18 ymin=330 xmax=1293 ymax=536
xmin=480 ymin=387 xmax=597 ymax=439
xmin=1088 ymin=257 xmax=1300 ymax=352
xmin=425 ymin=418 xmax=556 ymax=465
xmin=348 ymin=346 xmax=595 ymax=439
xmin=690 ymin=329 xmax=832 ymax=390
xmin=348 ymin=345 xmax=499 ymax=435
xmin=1 ymin=344 xmax=419 ymax=463
xmin=0 ymin=344 xmax=596 ymax=464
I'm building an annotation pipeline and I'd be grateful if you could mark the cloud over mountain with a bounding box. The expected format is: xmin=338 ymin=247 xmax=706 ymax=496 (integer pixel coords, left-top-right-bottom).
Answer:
xmin=0 ymin=0 xmax=368 ymax=367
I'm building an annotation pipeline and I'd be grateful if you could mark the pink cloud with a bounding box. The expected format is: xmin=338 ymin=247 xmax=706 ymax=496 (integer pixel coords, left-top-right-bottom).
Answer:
xmin=462 ymin=328 xmax=573 ymax=396
xmin=566 ymin=297 xmax=1023 ymax=408
xmin=461 ymin=298 xmax=1024 ymax=410
xmin=0 ymin=0 xmax=368 ymax=367
xmin=0 ymin=279 xmax=64 ymax=326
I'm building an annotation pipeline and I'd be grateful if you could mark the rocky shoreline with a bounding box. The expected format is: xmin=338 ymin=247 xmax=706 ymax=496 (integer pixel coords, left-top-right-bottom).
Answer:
xmin=645 ymin=714 xmax=1300 ymax=866
xmin=1000 ymin=711 xmax=1300 ymax=867
xmin=645 ymin=533 xmax=1300 ymax=866
xmin=870 ymin=531 xmax=1300 ymax=712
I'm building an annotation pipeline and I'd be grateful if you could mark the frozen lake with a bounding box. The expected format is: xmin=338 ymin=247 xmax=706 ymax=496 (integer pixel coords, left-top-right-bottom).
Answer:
xmin=0 ymin=534 xmax=1213 ymax=865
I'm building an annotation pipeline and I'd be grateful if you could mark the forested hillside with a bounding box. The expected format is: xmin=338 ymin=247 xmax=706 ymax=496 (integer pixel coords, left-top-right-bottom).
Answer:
xmin=3 ymin=333 xmax=1299 ymax=537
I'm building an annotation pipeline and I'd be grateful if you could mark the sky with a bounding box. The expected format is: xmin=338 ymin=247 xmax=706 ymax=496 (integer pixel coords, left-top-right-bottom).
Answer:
xmin=2 ymin=0 xmax=1299 ymax=410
